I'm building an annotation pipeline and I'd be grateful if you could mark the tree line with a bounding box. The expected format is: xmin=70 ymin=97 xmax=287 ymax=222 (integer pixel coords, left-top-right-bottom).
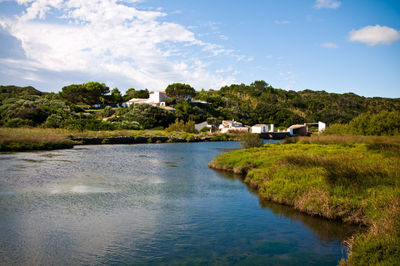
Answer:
xmin=1 ymin=81 xmax=399 ymax=133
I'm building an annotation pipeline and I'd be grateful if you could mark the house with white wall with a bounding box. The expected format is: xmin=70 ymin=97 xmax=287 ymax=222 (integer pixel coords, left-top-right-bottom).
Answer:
xmin=219 ymin=120 xmax=249 ymax=133
xmin=122 ymin=91 xmax=175 ymax=112
xmin=251 ymin=124 xmax=275 ymax=133
xmin=251 ymin=124 xmax=268 ymax=133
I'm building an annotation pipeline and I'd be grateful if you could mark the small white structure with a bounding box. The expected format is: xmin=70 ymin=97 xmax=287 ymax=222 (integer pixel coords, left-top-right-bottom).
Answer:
xmin=318 ymin=121 xmax=326 ymax=132
xmin=148 ymin=91 xmax=167 ymax=103
xmin=219 ymin=120 xmax=249 ymax=133
xmin=251 ymin=124 xmax=268 ymax=133
xmin=122 ymin=91 xmax=175 ymax=112
xmin=269 ymin=124 xmax=274 ymax=132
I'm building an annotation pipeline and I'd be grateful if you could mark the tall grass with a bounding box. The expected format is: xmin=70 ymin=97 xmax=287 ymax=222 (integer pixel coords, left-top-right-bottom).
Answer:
xmin=0 ymin=128 xmax=75 ymax=151
xmin=209 ymin=135 xmax=400 ymax=264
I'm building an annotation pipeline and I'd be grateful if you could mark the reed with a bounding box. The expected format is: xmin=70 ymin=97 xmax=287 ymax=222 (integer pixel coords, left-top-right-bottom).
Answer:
xmin=0 ymin=128 xmax=75 ymax=151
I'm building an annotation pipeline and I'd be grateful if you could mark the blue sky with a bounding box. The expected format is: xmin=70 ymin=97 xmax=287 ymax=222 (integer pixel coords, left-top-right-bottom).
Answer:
xmin=0 ymin=0 xmax=399 ymax=97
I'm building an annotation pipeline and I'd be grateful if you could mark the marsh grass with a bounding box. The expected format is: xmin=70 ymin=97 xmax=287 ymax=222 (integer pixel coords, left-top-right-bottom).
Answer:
xmin=209 ymin=135 xmax=400 ymax=264
xmin=281 ymin=154 xmax=388 ymax=186
xmin=0 ymin=127 xmax=237 ymax=151
xmin=0 ymin=128 xmax=75 ymax=151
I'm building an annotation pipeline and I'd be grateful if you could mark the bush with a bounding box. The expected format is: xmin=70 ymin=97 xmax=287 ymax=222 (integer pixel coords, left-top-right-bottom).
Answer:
xmin=165 ymin=119 xmax=196 ymax=133
xmin=240 ymin=133 xmax=262 ymax=148
xmin=4 ymin=118 xmax=33 ymax=128
xmin=200 ymin=126 xmax=210 ymax=132
xmin=126 ymin=104 xmax=175 ymax=129
xmin=102 ymin=106 xmax=115 ymax=118
xmin=43 ymin=114 xmax=63 ymax=128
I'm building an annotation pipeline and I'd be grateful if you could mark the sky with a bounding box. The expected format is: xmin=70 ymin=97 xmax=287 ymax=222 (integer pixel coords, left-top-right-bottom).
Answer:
xmin=0 ymin=0 xmax=399 ymax=98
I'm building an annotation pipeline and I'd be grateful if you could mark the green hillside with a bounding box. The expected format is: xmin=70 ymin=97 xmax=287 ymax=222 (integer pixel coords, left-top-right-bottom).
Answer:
xmin=195 ymin=81 xmax=400 ymax=127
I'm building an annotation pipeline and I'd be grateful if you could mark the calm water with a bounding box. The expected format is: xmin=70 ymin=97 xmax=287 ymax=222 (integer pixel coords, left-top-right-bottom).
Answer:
xmin=0 ymin=142 xmax=357 ymax=265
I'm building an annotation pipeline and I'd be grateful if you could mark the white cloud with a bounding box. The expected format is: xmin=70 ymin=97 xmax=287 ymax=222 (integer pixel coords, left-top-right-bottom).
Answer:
xmin=321 ymin=42 xmax=338 ymax=48
xmin=314 ymin=0 xmax=341 ymax=9
xmin=0 ymin=0 xmax=238 ymax=90
xmin=349 ymin=25 xmax=400 ymax=46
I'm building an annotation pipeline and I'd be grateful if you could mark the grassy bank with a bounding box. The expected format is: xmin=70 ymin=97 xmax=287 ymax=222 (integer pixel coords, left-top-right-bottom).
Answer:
xmin=209 ymin=136 xmax=400 ymax=265
xmin=0 ymin=128 xmax=76 ymax=151
xmin=0 ymin=127 xmax=236 ymax=151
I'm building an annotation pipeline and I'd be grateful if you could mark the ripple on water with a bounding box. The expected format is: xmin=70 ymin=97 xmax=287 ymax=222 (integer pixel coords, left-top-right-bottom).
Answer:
xmin=49 ymin=185 xmax=111 ymax=194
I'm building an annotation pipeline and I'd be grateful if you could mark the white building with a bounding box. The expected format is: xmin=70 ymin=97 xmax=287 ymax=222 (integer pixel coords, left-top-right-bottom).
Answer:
xmin=219 ymin=120 xmax=249 ymax=133
xmin=318 ymin=121 xmax=326 ymax=132
xmin=122 ymin=91 xmax=175 ymax=112
xmin=148 ymin=91 xmax=168 ymax=103
xmin=251 ymin=123 xmax=275 ymax=133
xmin=251 ymin=124 xmax=268 ymax=133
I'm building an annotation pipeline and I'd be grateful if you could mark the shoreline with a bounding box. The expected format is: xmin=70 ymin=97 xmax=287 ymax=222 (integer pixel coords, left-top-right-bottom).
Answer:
xmin=207 ymin=137 xmax=400 ymax=265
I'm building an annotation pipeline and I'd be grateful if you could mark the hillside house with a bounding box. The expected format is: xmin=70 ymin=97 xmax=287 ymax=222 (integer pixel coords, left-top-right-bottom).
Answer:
xmin=122 ymin=91 xmax=175 ymax=112
xmin=219 ymin=120 xmax=249 ymax=133
xmin=251 ymin=124 xmax=268 ymax=133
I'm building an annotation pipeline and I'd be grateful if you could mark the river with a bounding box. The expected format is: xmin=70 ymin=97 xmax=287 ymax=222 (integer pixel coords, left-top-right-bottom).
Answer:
xmin=0 ymin=141 xmax=357 ymax=265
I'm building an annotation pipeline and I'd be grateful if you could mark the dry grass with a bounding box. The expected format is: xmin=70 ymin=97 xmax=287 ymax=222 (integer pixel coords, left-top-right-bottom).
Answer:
xmin=0 ymin=128 xmax=75 ymax=151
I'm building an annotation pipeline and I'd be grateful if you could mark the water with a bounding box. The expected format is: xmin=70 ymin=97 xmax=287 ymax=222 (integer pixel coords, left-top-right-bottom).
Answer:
xmin=0 ymin=142 xmax=358 ymax=265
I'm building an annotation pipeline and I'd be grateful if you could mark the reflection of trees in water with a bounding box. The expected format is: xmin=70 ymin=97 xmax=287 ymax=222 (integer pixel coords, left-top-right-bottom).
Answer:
xmin=214 ymin=169 xmax=361 ymax=242
xmin=258 ymin=200 xmax=361 ymax=242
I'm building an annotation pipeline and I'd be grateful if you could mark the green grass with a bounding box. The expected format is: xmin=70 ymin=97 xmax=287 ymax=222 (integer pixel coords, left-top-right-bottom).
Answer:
xmin=209 ymin=135 xmax=400 ymax=265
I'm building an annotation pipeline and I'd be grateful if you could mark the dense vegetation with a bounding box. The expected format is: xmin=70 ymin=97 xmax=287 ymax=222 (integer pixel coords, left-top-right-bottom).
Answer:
xmin=209 ymin=135 xmax=400 ymax=265
xmin=196 ymin=81 xmax=400 ymax=127
xmin=2 ymin=81 xmax=399 ymax=131
xmin=323 ymin=110 xmax=400 ymax=136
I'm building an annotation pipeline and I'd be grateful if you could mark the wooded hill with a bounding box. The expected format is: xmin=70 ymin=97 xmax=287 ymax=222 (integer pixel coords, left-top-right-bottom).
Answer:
xmin=1 ymin=82 xmax=399 ymax=129
xmin=195 ymin=81 xmax=400 ymax=127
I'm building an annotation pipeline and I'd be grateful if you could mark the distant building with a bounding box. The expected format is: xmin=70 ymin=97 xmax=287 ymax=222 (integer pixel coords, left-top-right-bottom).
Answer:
xmin=148 ymin=91 xmax=168 ymax=103
xmin=251 ymin=124 xmax=268 ymax=133
xmin=122 ymin=91 xmax=175 ymax=112
xmin=318 ymin=121 xmax=326 ymax=132
xmin=251 ymin=124 xmax=275 ymax=133
xmin=288 ymin=124 xmax=308 ymax=136
xmin=288 ymin=121 xmax=326 ymax=136
xmin=219 ymin=120 xmax=249 ymax=133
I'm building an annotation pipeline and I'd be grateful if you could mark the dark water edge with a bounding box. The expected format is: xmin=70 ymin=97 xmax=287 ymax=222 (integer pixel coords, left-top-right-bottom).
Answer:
xmin=0 ymin=142 xmax=359 ymax=265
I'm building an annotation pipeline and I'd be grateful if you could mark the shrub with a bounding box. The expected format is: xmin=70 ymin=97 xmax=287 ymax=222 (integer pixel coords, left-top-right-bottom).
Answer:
xmin=165 ymin=119 xmax=196 ymax=133
xmin=102 ymin=106 xmax=115 ymax=118
xmin=43 ymin=114 xmax=63 ymax=128
xmin=240 ymin=133 xmax=262 ymax=148
xmin=200 ymin=126 xmax=210 ymax=132
xmin=4 ymin=118 xmax=33 ymax=128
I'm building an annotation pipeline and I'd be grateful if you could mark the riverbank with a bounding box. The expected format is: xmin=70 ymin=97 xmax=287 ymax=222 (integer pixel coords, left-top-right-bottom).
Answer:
xmin=209 ymin=135 xmax=400 ymax=265
xmin=0 ymin=128 xmax=237 ymax=152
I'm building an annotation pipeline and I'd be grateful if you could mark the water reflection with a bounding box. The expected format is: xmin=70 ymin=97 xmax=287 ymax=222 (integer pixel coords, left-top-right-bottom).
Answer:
xmin=214 ymin=169 xmax=360 ymax=242
xmin=0 ymin=142 xmax=356 ymax=265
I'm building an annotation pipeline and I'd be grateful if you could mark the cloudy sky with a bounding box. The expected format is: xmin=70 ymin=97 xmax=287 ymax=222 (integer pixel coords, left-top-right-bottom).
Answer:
xmin=0 ymin=0 xmax=399 ymax=97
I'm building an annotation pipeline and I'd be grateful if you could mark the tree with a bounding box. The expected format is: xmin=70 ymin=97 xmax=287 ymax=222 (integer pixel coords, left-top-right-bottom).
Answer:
xmin=60 ymin=84 xmax=86 ymax=104
xmin=83 ymin=82 xmax=110 ymax=105
xmin=110 ymin=88 xmax=123 ymax=104
xmin=165 ymin=83 xmax=196 ymax=100
xmin=124 ymin=88 xmax=149 ymax=100
xmin=60 ymin=82 xmax=110 ymax=105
